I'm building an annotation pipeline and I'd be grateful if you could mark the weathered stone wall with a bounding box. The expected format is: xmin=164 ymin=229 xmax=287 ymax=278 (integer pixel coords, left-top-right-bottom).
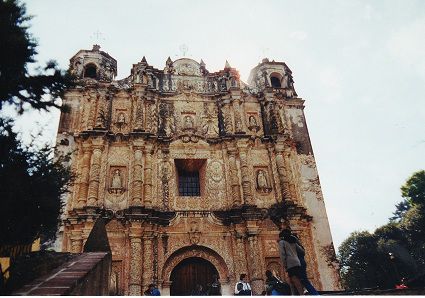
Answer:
xmin=57 ymin=49 xmax=341 ymax=295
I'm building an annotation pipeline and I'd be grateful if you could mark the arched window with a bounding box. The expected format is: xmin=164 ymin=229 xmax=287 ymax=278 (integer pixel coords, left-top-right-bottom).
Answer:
xmin=270 ymin=75 xmax=282 ymax=88
xmin=84 ymin=64 xmax=97 ymax=78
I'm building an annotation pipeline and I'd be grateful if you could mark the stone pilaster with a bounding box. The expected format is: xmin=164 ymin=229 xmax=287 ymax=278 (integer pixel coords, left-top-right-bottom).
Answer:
xmin=284 ymin=147 xmax=298 ymax=201
xmin=238 ymin=149 xmax=253 ymax=205
xmin=87 ymin=143 xmax=103 ymax=207
xmin=247 ymin=235 xmax=263 ymax=294
xmin=143 ymin=148 xmax=153 ymax=208
xmin=77 ymin=144 xmax=92 ymax=208
xmin=233 ymin=101 xmax=244 ymax=133
xmin=132 ymin=145 xmax=144 ymax=206
xmin=234 ymin=236 xmax=248 ymax=276
xmin=70 ymin=231 xmax=83 ymax=253
xmin=87 ymin=96 xmax=97 ymax=130
xmin=142 ymin=235 xmax=154 ymax=292
xmin=227 ymin=149 xmax=241 ymax=206
xmin=129 ymin=230 xmax=143 ymax=295
xmin=275 ymin=147 xmax=290 ymax=201
xmin=222 ymin=101 xmax=233 ymax=134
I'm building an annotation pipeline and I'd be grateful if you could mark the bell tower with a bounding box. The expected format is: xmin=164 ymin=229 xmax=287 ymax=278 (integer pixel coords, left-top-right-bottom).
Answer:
xmin=69 ymin=44 xmax=117 ymax=82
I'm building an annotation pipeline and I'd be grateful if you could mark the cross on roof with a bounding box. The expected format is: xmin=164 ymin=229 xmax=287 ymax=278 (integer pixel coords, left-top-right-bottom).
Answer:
xmin=90 ymin=30 xmax=105 ymax=43
xmin=179 ymin=44 xmax=189 ymax=57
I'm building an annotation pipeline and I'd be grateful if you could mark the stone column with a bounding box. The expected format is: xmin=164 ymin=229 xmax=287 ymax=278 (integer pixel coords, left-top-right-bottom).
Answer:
xmin=132 ymin=146 xmax=143 ymax=206
xmin=143 ymin=148 xmax=153 ymax=208
xmin=284 ymin=147 xmax=298 ymax=201
xmin=227 ymin=149 xmax=241 ymax=206
xmin=87 ymin=96 xmax=97 ymax=130
xmin=142 ymin=236 xmax=154 ymax=292
xmin=275 ymin=149 xmax=289 ymax=201
xmin=238 ymin=149 xmax=253 ymax=205
xmin=69 ymin=231 xmax=83 ymax=253
xmin=233 ymin=101 xmax=244 ymax=133
xmin=222 ymin=101 xmax=233 ymax=134
xmin=247 ymin=235 xmax=263 ymax=295
xmin=134 ymin=99 xmax=144 ymax=131
xmin=87 ymin=145 xmax=103 ymax=207
xmin=77 ymin=144 xmax=92 ymax=208
xmin=129 ymin=233 xmax=143 ymax=295
xmin=234 ymin=237 xmax=248 ymax=276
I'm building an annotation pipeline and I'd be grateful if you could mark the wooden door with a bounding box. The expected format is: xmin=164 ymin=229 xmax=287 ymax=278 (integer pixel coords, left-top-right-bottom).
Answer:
xmin=170 ymin=257 xmax=219 ymax=296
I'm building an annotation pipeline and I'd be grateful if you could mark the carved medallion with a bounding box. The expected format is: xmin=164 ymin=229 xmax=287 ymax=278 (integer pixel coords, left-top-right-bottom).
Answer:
xmin=209 ymin=160 xmax=223 ymax=182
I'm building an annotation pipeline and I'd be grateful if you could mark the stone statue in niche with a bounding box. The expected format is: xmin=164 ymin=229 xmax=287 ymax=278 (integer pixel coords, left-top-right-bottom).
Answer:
xmin=249 ymin=115 xmax=257 ymax=127
xmin=109 ymin=169 xmax=125 ymax=194
xmin=117 ymin=113 xmax=125 ymax=124
xmin=256 ymin=169 xmax=272 ymax=193
xmin=183 ymin=115 xmax=194 ymax=130
xmin=248 ymin=115 xmax=260 ymax=132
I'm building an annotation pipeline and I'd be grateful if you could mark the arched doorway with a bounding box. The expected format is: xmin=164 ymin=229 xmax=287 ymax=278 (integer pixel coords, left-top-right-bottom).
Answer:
xmin=170 ymin=257 xmax=219 ymax=296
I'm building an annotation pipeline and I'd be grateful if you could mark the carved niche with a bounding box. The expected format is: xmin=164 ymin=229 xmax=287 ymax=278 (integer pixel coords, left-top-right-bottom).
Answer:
xmin=105 ymin=166 xmax=127 ymax=211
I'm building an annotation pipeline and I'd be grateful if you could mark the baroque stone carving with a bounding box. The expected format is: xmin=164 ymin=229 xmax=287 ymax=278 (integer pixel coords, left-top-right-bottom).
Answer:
xmin=60 ymin=51 xmax=342 ymax=294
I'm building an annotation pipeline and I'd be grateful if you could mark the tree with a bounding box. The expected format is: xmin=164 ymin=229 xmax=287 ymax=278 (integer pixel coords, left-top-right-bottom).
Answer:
xmin=339 ymin=231 xmax=393 ymax=290
xmin=0 ymin=0 xmax=73 ymax=113
xmin=0 ymin=0 xmax=74 ymax=246
xmin=338 ymin=170 xmax=425 ymax=290
xmin=389 ymin=200 xmax=410 ymax=222
xmin=401 ymin=170 xmax=425 ymax=206
xmin=0 ymin=118 xmax=73 ymax=246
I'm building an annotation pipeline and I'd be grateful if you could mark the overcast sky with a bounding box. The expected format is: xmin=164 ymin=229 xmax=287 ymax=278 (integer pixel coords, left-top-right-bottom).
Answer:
xmin=8 ymin=0 xmax=425 ymax=250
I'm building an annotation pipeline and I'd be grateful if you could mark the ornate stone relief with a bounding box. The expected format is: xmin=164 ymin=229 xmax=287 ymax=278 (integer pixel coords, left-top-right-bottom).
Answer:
xmin=188 ymin=221 xmax=202 ymax=245
xmin=201 ymin=103 xmax=219 ymax=137
xmin=233 ymin=101 xmax=244 ymax=133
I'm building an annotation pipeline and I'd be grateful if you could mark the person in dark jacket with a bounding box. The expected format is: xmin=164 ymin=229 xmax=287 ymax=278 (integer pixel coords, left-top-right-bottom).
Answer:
xmin=293 ymin=234 xmax=320 ymax=295
xmin=278 ymin=229 xmax=305 ymax=295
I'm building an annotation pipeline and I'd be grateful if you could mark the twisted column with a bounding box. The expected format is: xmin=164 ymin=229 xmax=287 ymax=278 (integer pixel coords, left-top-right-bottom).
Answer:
xmin=132 ymin=147 xmax=143 ymax=206
xmin=228 ymin=150 xmax=241 ymax=206
xmin=129 ymin=235 xmax=142 ymax=295
xmin=77 ymin=145 xmax=92 ymax=208
xmin=143 ymin=149 xmax=153 ymax=208
xmin=87 ymin=145 xmax=103 ymax=206
xmin=69 ymin=231 xmax=83 ymax=253
xmin=239 ymin=149 xmax=253 ymax=205
xmin=275 ymin=150 xmax=289 ymax=201
xmin=142 ymin=236 xmax=154 ymax=292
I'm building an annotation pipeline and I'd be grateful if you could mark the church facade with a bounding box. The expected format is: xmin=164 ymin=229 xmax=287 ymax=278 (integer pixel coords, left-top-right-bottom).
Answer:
xmin=56 ymin=45 xmax=341 ymax=295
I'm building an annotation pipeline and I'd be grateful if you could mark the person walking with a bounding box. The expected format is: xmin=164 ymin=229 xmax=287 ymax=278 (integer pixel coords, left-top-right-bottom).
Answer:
xmin=234 ymin=274 xmax=252 ymax=296
xmin=278 ymin=229 xmax=305 ymax=295
xmin=293 ymin=234 xmax=320 ymax=295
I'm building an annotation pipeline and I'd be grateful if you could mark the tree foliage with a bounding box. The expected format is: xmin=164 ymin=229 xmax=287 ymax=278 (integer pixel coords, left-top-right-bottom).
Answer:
xmin=0 ymin=118 xmax=73 ymax=246
xmin=338 ymin=170 xmax=425 ymax=290
xmin=0 ymin=0 xmax=74 ymax=246
xmin=0 ymin=0 xmax=73 ymax=113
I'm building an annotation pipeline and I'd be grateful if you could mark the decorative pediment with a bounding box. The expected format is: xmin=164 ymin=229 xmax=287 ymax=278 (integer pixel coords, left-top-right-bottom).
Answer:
xmin=173 ymin=58 xmax=202 ymax=76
